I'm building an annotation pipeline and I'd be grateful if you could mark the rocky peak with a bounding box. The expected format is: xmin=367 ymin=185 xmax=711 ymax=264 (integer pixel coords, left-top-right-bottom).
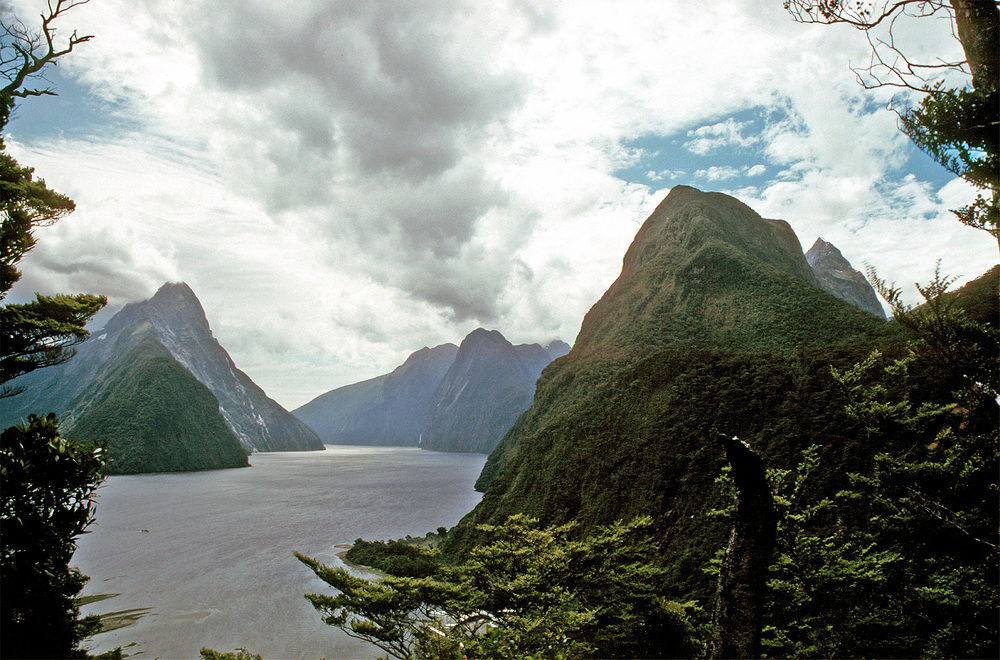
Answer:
xmin=806 ymin=238 xmax=886 ymax=319
xmin=461 ymin=328 xmax=508 ymax=349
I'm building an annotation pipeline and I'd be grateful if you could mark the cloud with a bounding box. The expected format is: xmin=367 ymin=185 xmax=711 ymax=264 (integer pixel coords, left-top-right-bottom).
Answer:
xmin=4 ymin=0 xmax=990 ymax=407
xmin=686 ymin=118 xmax=759 ymax=155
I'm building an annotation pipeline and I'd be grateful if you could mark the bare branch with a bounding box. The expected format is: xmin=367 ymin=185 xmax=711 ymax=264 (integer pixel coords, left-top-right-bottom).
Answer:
xmin=0 ymin=0 xmax=93 ymax=103
xmin=785 ymin=0 xmax=984 ymax=92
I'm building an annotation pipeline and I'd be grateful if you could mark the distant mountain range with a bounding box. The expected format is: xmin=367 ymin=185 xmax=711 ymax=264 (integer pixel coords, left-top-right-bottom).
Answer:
xmin=294 ymin=331 xmax=570 ymax=454
xmin=293 ymin=343 xmax=459 ymax=447
xmin=0 ymin=283 xmax=322 ymax=473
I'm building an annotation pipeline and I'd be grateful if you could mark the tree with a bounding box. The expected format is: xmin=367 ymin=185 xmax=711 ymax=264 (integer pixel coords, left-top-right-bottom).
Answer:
xmin=1 ymin=0 xmax=105 ymax=397
xmin=297 ymin=515 xmax=700 ymax=660
xmin=0 ymin=414 xmax=106 ymax=659
xmin=714 ymin=269 xmax=1000 ymax=658
xmin=784 ymin=0 xmax=1000 ymax=246
xmin=1 ymin=0 xmax=93 ymax=128
xmin=0 ymin=3 xmax=111 ymax=657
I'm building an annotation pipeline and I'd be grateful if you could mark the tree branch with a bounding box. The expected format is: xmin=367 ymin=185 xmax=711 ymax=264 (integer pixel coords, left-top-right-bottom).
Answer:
xmin=0 ymin=0 xmax=93 ymax=101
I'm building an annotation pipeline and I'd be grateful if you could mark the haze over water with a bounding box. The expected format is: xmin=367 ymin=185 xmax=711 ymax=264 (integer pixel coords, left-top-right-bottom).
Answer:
xmin=73 ymin=446 xmax=487 ymax=659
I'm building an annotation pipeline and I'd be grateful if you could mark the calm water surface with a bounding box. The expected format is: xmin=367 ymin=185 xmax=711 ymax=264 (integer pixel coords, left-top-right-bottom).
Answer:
xmin=73 ymin=445 xmax=487 ymax=659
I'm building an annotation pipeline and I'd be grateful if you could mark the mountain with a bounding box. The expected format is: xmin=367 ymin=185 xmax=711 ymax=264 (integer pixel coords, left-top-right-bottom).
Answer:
xmin=294 ymin=332 xmax=569 ymax=452
xmin=0 ymin=282 xmax=322 ymax=472
xmin=293 ymin=343 xmax=459 ymax=446
xmin=445 ymin=186 xmax=890 ymax=597
xmin=67 ymin=331 xmax=250 ymax=474
xmin=805 ymin=238 xmax=887 ymax=319
xmin=545 ymin=339 xmax=571 ymax=360
xmin=420 ymin=329 xmax=564 ymax=454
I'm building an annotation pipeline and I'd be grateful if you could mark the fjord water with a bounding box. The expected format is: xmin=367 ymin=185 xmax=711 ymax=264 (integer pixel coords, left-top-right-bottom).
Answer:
xmin=73 ymin=446 xmax=487 ymax=659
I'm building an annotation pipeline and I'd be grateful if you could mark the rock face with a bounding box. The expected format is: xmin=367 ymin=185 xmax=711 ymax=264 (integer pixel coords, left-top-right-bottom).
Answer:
xmin=446 ymin=186 xmax=888 ymax=597
xmin=293 ymin=343 xmax=459 ymax=446
xmin=806 ymin=238 xmax=886 ymax=319
xmin=421 ymin=329 xmax=560 ymax=454
xmin=0 ymin=282 xmax=322 ymax=470
xmin=294 ymin=330 xmax=569 ymax=453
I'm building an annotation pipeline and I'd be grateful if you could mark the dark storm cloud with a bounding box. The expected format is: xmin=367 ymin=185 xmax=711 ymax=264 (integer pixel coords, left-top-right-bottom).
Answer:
xmin=197 ymin=0 xmax=527 ymax=179
xmin=192 ymin=0 xmax=531 ymax=321
xmin=384 ymin=166 xmax=508 ymax=257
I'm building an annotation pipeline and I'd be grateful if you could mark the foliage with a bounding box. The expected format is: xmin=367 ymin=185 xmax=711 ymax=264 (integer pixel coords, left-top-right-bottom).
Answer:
xmin=0 ymin=413 xmax=106 ymax=658
xmin=456 ymin=334 xmax=890 ymax=601
xmin=0 ymin=146 xmax=106 ymax=397
xmin=0 ymin=292 xmax=107 ymax=395
xmin=346 ymin=534 xmax=446 ymax=578
xmin=0 ymin=2 xmax=105 ymax=399
xmin=0 ymin=4 xmax=115 ymax=657
xmin=901 ymin=85 xmax=999 ymax=239
xmin=0 ymin=146 xmax=75 ymax=290
xmin=1 ymin=0 xmax=93 ymax=127
xmin=710 ymin=271 xmax=1000 ymax=658
xmin=199 ymin=648 xmax=263 ymax=660
xmin=785 ymin=0 xmax=1000 ymax=245
xmin=298 ymin=515 xmax=700 ymax=660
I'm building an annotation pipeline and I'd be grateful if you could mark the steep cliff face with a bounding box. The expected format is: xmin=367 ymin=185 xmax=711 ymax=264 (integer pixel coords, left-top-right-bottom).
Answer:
xmin=0 ymin=282 xmax=322 ymax=467
xmin=294 ymin=331 xmax=568 ymax=452
xmin=421 ymin=329 xmax=553 ymax=454
xmin=293 ymin=343 xmax=459 ymax=446
xmin=137 ymin=283 xmax=323 ymax=451
xmin=448 ymin=186 xmax=889 ymax=597
xmin=805 ymin=238 xmax=887 ymax=319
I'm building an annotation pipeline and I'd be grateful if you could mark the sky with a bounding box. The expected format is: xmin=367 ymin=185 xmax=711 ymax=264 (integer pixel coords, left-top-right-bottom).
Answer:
xmin=3 ymin=0 xmax=996 ymax=409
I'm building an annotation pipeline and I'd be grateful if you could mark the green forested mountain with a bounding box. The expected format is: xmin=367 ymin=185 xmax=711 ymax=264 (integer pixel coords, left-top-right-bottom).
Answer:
xmin=447 ymin=186 xmax=897 ymax=597
xmin=0 ymin=283 xmax=323 ymax=457
xmin=0 ymin=282 xmax=330 ymax=473
xmin=291 ymin=186 xmax=996 ymax=658
xmin=68 ymin=330 xmax=249 ymax=474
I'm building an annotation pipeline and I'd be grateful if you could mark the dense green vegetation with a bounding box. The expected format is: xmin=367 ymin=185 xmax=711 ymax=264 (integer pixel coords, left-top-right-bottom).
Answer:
xmin=300 ymin=515 xmax=700 ymax=660
xmin=67 ymin=332 xmax=249 ymax=475
xmin=345 ymin=531 xmax=449 ymax=578
xmin=785 ymin=0 xmax=999 ymax=245
xmin=0 ymin=414 xmax=106 ymax=658
xmin=301 ymin=266 xmax=996 ymax=659
xmin=450 ymin=187 xmax=896 ymax=606
xmin=0 ymin=5 xmax=116 ymax=656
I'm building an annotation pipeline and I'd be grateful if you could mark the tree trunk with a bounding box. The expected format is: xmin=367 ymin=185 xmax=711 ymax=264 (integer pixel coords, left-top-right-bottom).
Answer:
xmin=708 ymin=435 xmax=777 ymax=660
xmin=950 ymin=0 xmax=1000 ymax=91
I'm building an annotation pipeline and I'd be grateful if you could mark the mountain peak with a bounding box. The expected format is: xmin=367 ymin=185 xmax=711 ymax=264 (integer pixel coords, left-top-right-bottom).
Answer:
xmin=805 ymin=238 xmax=886 ymax=319
xmin=805 ymin=237 xmax=846 ymax=266
xmin=149 ymin=281 xmax=200 ymax=306
xmin=143 ymin=281 xmax=212 ymax=335
xmin=463 ymin=328 xmax=508 ymax=345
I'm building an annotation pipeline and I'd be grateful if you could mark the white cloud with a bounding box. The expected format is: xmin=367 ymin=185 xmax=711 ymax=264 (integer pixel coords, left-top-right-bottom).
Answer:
xmin=686 ymin=119 xmax=759 ymax=155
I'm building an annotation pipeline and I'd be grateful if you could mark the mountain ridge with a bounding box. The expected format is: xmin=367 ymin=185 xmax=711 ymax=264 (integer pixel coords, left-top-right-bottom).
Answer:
xmin=806 ymin=237 xmax=887 ymax=319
